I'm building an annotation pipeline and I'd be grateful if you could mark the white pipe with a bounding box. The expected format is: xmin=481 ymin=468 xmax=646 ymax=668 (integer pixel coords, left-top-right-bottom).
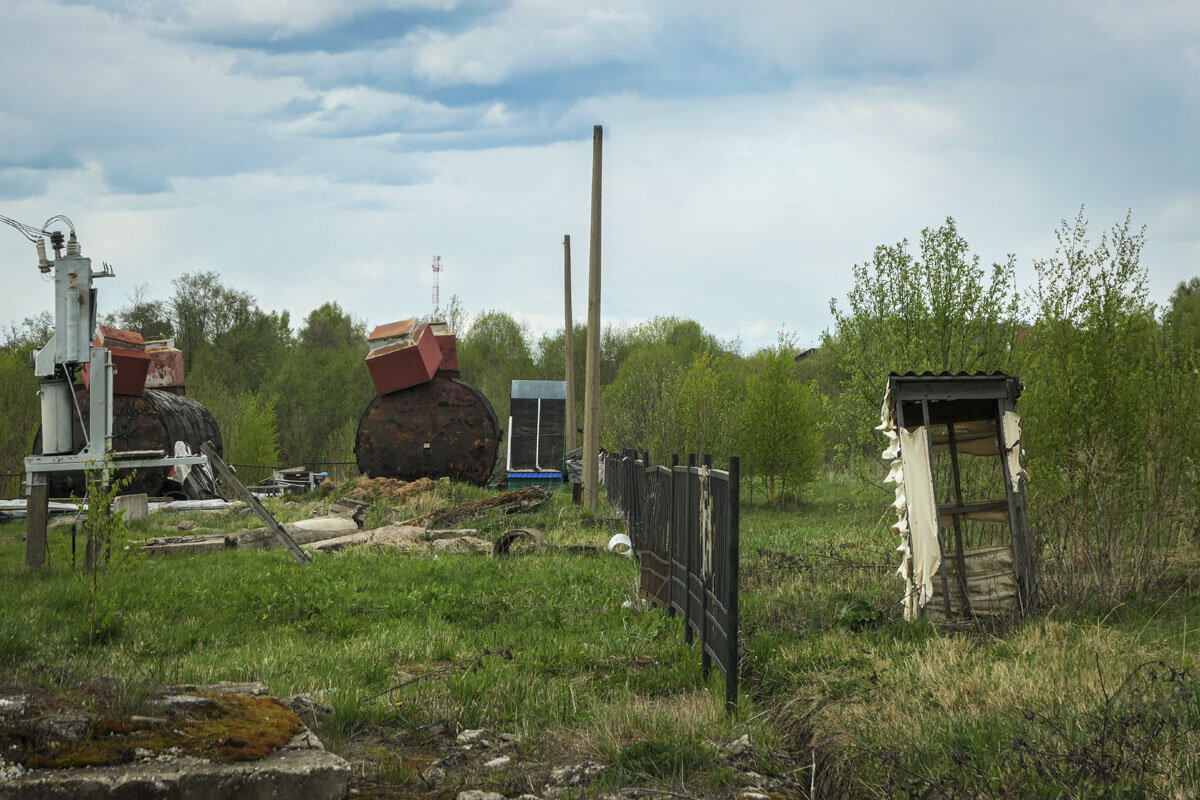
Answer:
xmin=506 ymin=415 xmax=513 ymax=472
xmin=535 ymin=399 xmax=542 ymax=471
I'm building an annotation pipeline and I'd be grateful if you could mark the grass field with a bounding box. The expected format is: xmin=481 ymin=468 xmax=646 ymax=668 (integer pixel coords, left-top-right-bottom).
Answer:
xmin=0 ymin=473 xmax=1197 ymax=798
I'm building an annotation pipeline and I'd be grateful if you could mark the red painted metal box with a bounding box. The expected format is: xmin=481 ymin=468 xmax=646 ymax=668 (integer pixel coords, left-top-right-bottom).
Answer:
xmin=82 ymin=326 xmax=150 ymax=396
xmin=366 ymin=323 xmax=442 ymax=396
xmin=426 ymin=321 xmax=458 ymax=371
xmin=144 ymin=340 xmax=186 ymax=394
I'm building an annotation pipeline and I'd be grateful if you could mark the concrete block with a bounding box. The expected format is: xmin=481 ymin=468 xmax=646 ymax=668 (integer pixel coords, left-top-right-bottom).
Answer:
xmin=112 ymin=494 xmax=148 ymax=522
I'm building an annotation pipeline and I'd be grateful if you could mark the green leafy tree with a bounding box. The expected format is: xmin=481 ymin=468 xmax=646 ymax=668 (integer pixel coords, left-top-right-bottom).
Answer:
xmin=269 ymin=303 xmax=372 ymax=465
xmin=1019 ymin=210 xmax=1200 ymax=598
xmin=739 ymin=335 xmax=824 ymax=504
xmin=0 ymin=317 xmax=52 ymax=480
xmin=536 ymin=321 xmax=630 ymax=446
xmin=114 ymin=284 xmax=173 ymax=340
xmin=457 ymin=310 xmax=535 ymax=432
xmin=75 ymin=460 xmax=136 ymax=655
xmin=600 ymin=318 xmax=739 ymax=463
xmin=823 ymin=217 xmax=1020 ymax=468
xmin=1163 ymin=276 xmax=1200 ymax=350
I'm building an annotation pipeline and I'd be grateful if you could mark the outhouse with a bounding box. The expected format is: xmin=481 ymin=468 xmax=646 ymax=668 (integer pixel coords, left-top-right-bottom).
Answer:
xmin=879 ymin=372 xmax=1036 ymax=621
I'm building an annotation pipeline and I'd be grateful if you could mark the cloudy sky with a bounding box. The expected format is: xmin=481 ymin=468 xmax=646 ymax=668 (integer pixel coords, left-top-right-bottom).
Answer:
xmin=1 ymin=0 xmax=1197 ymax=349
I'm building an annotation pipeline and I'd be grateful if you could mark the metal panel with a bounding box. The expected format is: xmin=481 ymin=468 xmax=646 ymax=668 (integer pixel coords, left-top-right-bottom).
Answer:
xmin=510 ymin=380 xmax=568 ymax=400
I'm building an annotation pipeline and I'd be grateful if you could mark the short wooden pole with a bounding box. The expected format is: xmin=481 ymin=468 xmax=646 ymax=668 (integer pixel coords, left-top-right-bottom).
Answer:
xmin=25 ymin=477 xmax=48 ymax=568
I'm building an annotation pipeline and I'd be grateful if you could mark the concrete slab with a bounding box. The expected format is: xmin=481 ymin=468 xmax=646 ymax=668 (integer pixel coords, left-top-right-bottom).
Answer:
xmin=0 ymin=729 xmax=350 ymax=799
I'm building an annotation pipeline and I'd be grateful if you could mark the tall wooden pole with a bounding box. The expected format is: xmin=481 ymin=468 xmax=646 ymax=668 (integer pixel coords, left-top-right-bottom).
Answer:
xmin=583 ymin=125 xmax=603 ymax=510
xmin=563 ymin=234 xmax=577 ymax=454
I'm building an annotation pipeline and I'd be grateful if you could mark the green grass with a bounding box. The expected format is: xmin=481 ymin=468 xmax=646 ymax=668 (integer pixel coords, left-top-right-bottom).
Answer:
xmin=0 ymin=475 xmax=1197 ymax=797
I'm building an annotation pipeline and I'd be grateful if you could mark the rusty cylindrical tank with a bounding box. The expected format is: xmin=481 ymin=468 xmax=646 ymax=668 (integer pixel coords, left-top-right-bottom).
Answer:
xmin=33 ymin=387 xmax=223 ymax=497
xmin=355 ymin=377 xmax=500 ymax=486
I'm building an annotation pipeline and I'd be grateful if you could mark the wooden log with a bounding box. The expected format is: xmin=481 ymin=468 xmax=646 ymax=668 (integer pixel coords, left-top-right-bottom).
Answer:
xmin=202 ymin=441 xmax=311 ymax=564
xmin=139 ymin=536 xmax=235 ymax=557
xmin=308 ymin=525 xmax=427 ymax=553
xmin=235 ymin=516 xmax=360 ymax=550
xmin=424 ymin=528 xmax=479 ymax=541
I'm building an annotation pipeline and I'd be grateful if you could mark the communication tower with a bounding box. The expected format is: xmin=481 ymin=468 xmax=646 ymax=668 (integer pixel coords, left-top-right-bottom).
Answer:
xmin=431 ymin=255 xmax=442 ymax=310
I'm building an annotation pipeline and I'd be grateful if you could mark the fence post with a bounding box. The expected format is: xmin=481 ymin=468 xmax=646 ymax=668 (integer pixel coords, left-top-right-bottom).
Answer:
xmin=684 ymin=454 xmax=696 ymax=645
xmin=726 ymin=456 xmax=740 ymax=714
xmin=667 ymin=454 xmax=679 ymax=618
xmin=700 ymin=453 xmax=713 ymax=679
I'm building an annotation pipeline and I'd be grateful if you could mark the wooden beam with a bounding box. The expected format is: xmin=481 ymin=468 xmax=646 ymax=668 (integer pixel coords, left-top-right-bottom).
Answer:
xmin=24 ymin=478 xmax=48 ymax=568
xmin=200 ymin=441 xmax=311 ymax=564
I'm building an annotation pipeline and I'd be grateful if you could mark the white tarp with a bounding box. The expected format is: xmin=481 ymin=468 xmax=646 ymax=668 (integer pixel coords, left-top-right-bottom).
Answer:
xmin=878 ymin=386 xmax=941 ymax=620
xmin=1002 ymin=411 xmax=1028 ymax=491
xmin=898 ymin=426 xmax=941 ymax=618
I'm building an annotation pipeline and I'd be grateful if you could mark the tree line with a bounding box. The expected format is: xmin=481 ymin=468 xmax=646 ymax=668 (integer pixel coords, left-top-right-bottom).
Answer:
xmin=3 ymin=207 xmax=1200 ymax=601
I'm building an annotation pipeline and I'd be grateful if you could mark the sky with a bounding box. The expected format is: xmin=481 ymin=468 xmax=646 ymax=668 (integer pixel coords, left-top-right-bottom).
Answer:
xmin=1 ymin=0 xmax=1198 ymax=350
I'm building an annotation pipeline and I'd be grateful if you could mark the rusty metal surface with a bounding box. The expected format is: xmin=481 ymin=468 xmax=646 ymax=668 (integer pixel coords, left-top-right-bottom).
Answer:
xmin=145 ymin=344 xmax=185 ymax=391
xmin=355 ymin=377 xmax=500 ymax=486
xmin=33 ymin=388 xmax=222 ymax=497
xmin=96 ymin=326 xmax=146 ymax=349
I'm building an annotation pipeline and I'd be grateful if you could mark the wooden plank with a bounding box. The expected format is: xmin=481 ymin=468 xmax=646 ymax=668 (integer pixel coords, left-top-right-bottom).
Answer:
xmin=945 ymin=424 xmax=975 ymax=618
xmin=25 ymin=479 xmax=49 ymax=568
xmin=200 ymin=441 xmax=311 ymax=564
xmin=937 ymin=499 xmax=1009 ymax=517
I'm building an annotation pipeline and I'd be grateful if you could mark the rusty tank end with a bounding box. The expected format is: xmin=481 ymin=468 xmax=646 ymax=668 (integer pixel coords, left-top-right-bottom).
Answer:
xmin=33 ymin=387 xmax=223 ymax=497
xmin=355 ymin=377 xmax=500 ymax=486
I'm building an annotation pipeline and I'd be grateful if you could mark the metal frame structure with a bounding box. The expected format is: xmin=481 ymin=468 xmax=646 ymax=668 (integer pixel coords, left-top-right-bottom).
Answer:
xmin=15 ymin=223 xmax=208 ymax=567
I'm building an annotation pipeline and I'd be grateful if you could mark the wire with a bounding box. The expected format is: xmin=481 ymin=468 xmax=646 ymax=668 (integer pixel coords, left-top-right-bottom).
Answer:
xmin=0 ymin=214 xmax=50 ymax=243
xmin=41 ymin=215 xmax=74 ymax=236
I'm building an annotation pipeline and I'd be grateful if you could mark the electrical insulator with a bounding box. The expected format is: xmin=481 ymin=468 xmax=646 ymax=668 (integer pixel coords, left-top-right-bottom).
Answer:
xmin=36 ymin=238 xmax=50 ymax=273
xmin=65 ymin=232 xmax=81 ymax=257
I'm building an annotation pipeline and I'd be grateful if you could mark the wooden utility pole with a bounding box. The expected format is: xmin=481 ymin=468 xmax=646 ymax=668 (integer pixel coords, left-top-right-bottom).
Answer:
xmin=563 ymin=234 xmax=577 ymax=453
xmin=583 ymin=125 xmax=603 ymax=510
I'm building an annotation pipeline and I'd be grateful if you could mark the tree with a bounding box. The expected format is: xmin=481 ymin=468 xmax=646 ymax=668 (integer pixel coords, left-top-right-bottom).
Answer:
xmin=299 ymin=302 xmax=365 ymax=351
xmin=823 ymin=217 xmax=1020 ymax=468
xmin=114 ymin=284 xmax=173 ymax=341
xmin=457 ymin=310 xmax=535 ymax=431
xmin=1163 ymin=276 xmax=1200 ymax=350
xmin=738 ymin=335 xmax=824 ymax=504
xmin=600 ymin=319 xmax=739 ymax=463
xmin=1018 ymin=210 xmax=1200 ymax=598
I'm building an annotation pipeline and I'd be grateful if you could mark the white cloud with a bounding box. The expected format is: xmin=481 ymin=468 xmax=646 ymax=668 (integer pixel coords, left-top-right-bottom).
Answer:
xmin=2 ymin=0 xmax=1199 ymax=356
